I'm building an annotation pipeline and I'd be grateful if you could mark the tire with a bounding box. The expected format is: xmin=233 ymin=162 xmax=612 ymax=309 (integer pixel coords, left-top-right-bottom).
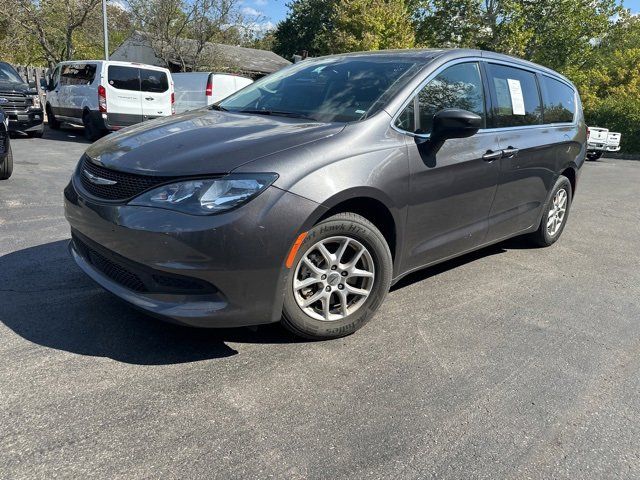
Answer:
xmin=528 ymin=176 xmax=572 ymax=247
xmin=586 ymin=151 xmax=603 ymax=161
xmin=83 ymin=111 xmax=100 ymax=141
xmin=0 ymin=144 xmax=13 ymax=180
xmin=282 ymin=212 xmax=393 ymax=340
xmin=46 ymin=105 xmax=60 ymax=130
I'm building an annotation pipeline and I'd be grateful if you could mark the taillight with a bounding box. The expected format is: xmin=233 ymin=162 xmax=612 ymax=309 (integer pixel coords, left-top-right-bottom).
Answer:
xmin=98 ymin=85 xmax=107 ymax=113
xmin=171 ymin=92 xmax=175 ymax=115
xmin=205 ymin=77 xmax=213 ymax=97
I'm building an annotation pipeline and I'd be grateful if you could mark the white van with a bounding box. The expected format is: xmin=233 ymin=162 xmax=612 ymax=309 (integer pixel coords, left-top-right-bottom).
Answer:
xmin=172 ymin=72 xmax=252 ymax=114
xmin=45 ymin=60 xmax=174 ymax=140
xmin=586 ymin=126 xmax=609 ymax=160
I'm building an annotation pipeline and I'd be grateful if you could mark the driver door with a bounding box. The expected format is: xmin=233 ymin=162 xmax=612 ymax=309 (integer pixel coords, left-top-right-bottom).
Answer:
xmin=396 ymin=61 xmax=501 ymax=272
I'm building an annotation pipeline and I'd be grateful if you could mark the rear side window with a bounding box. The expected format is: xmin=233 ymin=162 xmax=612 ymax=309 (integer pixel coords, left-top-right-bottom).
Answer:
xmin=541 ymin=76 xmax=576 ymax=123
xmin=395 ymin=62 xmax=485 ymax=134
xmin=140 ymin=69 xmax=168 ymax=93
xmin=108 ymin=66 xmax=140 ymax=91
xmin=60 ymin=64 xmax=97 ymax=86
xmin=487 ymin=64 xmax=542 ymax=127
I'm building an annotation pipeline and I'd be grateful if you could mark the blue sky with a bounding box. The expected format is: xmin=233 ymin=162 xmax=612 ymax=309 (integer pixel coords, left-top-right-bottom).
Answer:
xmin=248 ymin=0 xmax=640 ymax=28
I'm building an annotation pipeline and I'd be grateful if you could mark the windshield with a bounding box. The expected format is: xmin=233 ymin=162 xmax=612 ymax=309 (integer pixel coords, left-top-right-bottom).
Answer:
xmin=0 ymin=63 xmax=24 ymax=83
xmin=219 ymin=56 xmax=423 ymax=122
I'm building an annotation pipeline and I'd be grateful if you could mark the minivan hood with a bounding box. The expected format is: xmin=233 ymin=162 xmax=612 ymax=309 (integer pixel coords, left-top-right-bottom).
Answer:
xmin=85 ymin=109 xmax=345 ymax=176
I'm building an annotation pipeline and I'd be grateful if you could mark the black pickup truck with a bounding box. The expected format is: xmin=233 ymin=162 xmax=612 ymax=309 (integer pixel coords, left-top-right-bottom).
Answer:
xmin=0 ymin=61 xmax=44 ymax=137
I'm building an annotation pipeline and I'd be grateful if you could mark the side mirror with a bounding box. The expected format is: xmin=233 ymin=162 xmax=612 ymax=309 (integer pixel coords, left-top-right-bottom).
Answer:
xmin=28 ymin=80 xmax=37 ymax=89
xmin=430 ymin=108 xmax=482 ymax=143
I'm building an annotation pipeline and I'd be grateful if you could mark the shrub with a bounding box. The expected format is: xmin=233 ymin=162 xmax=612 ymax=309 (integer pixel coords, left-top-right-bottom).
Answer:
xmin=585 ymin=95 xmax=640 ymax=154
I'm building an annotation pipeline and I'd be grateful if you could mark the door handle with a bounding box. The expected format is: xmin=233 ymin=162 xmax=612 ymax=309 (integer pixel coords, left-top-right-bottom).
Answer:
xmin=482 ymin=150 xmax=502 ymax=162
xmin=145 ymin=97 xmax=154 ymax=101
xmin=502 ymin=147 xmax=519 ymax=158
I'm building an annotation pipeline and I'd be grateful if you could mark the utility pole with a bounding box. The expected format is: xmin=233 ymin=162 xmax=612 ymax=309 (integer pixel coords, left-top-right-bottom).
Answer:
xmin=102 ymin=0 xmax=109 ymax=60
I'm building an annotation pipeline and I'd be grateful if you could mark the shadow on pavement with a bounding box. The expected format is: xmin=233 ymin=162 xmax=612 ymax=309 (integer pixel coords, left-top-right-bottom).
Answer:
xmin=0 ymin=240 xmax=299 ymax=365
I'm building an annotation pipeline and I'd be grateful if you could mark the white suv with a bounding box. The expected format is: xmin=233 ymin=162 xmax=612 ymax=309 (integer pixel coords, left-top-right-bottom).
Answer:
xmin=45 ymin=61 xmax=174 ymax=140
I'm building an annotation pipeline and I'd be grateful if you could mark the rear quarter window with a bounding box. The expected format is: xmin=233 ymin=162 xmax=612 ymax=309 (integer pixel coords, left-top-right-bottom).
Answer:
xmin=108 ymin=66 xmax=140 ymax=91
xmin=541 ymin=76 xmax=576 ymax=123
xmin=140 ymin=69 xmax=168 ymax=93
xmin=487 ymin=63 xmax=542 ymax=128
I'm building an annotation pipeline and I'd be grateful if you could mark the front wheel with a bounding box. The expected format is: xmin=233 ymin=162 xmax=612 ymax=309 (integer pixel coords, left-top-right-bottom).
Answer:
xmin=0 ymin=144 xmax=14 ymax=180
xmin=528 ymin=176 xmax=572 ymax=247
xmin=282 ymin=212 xmax=392 ymax=340
xmin=586 ymin=151 xmax=603 ymax=161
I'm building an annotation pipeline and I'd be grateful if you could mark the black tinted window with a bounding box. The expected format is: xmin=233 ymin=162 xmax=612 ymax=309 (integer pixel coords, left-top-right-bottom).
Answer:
xmin=108 ymin=66 xmax=140 ymax=91
xmin=487 ymin=64 xmax=542 ymax=127
xmin=220 ymin=57 xmax=422 ymax=123
xmin=542 ymin=76 xmax=575 ymax=123
xmin=396 ymin=62 xmax=485 ymax=134
xmin=60 ymin=64 xmax=96 ymax=86
xmin=140 ymin=69 xmax=168 ymax=93
xmin=0 ymin=62 xmax=23 ymax=83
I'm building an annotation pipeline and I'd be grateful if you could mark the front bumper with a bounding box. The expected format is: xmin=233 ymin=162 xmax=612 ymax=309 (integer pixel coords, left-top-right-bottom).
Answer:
xmin=6 ymin=108 xmax=44 ymax=132
xmin=64 ymin=177 xmax=324 ymax=327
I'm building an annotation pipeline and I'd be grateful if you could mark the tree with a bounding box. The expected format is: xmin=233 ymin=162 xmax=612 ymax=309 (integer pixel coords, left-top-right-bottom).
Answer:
xmin=272 ymin=0 xmax=338 ymax=59
xmin=326 ymin=0 xmax=415 ymax=53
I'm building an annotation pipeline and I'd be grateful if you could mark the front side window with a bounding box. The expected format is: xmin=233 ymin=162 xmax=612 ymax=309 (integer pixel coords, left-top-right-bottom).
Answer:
xmin=541 ymin=76 xmax=576 ymax=123
xmin=487 ymin=63 xmax=542 ymax=127
xmin=140 ymin=69 xmax=168 ymax=93
xmin=394 ymin=62 xmax=485 ymax=134
xmin=219 ymin=57 xmax=423 ymax=123
xmin=108 ymin=66 xmax=140 ymax=91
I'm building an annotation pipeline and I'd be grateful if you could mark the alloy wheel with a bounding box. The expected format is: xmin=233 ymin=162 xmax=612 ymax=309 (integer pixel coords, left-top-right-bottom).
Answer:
xmin=547 ymin=188 xmax=568 ymax=236
xmin=293 ymin=236 xmax=375 ymax=322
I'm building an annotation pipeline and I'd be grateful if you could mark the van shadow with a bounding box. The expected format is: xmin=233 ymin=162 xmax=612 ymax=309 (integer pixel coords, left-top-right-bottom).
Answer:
xmin=0 ymin=240 xmax=299 ymax=365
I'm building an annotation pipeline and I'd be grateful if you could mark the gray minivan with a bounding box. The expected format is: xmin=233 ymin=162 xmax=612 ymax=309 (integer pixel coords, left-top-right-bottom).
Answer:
xmin=64 ymin=49 xmax=586 ymax=339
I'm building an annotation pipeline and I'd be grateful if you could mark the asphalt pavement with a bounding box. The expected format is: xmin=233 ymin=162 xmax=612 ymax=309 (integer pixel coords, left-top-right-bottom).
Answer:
xmin=1 ymin=127 xmax=639 ymax=479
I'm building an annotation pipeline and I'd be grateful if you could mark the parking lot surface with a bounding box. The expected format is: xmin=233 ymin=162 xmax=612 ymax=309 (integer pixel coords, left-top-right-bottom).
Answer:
xmin=1 ymin=127 xmax=639 ymax=479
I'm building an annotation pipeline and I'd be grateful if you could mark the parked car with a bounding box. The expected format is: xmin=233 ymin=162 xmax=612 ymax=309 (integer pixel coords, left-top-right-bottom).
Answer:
xmin=606 ymin=131 xmax=621 ymax=153
xmin=0 ymin=61 xmax=44 ymax=137
xmin=64 ymin=49 xmax=586 ymax=340
xmin=0 ymin=108 xmax=13 ymax=179
xmin=173 ymin=72 xmax=253 ymax=114
xmin=586 ymin=126 xmax=609 ymax=160
xmin=44 ymin=60 xmax=174 ymax=141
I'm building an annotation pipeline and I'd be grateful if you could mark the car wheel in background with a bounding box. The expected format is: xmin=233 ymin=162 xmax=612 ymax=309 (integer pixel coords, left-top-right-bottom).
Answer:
xmin=586 ymin=151 xmax=603 ymax=161
xmin=528 ymin=176 xmax=572 ymax=247
xmin=46 ymin=105 xmax=60 ymax=130
xmin=0 ymin=144 xmax=13 ymax=180
xmin=27 ymin=128 xmax=44 ymax=138
xmin=282 ymin=212 xmax=393 ymax=340
xmin=83 ymin=111 xmax=101 ymax=142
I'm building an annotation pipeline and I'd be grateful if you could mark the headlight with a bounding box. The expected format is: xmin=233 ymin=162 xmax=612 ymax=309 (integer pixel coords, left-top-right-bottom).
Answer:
xmin=29 ymin=95 xmax=41 ymax=109
xmin=128 ymin=173 xmax=278 ymax=215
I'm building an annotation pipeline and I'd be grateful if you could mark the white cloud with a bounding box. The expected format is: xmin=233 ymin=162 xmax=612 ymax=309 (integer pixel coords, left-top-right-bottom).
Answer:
xmin=241 ymin=6 xmax=262 ymax=16
xmin=254 ymin=0 xmax=268 ymax=5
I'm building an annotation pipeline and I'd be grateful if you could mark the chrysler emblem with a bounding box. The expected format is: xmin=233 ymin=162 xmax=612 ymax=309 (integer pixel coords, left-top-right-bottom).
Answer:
xmin=83 ymin=169 xmax=117 ymax=185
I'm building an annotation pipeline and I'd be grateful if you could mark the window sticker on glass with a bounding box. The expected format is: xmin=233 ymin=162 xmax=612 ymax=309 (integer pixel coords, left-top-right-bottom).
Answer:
xmin=507 ymin=78 xmax=526 ymax=115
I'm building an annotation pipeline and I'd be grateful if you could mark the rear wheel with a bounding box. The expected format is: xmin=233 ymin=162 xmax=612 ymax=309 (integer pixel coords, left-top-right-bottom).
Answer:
xmin=0 ymin=144 xmax=14 ymax=180
xmin=586 ymin=151 xmax=603 ymax=161
xmin=83 ymin=111 xmax=101 ymax=141
xmin=282 ymin=212 xmax=392 ymax=340
xmin=528 ymin=176 xmax=572 ymax=247
xmin=46 ymin=105 xmax=60 ymax=130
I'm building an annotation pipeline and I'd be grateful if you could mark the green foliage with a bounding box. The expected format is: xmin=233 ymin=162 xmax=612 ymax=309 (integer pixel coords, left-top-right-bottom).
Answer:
xmin=586 ymin=96 xmax=640 ymax=154
xmin=327 ymin=0 xmax=415 ymax=53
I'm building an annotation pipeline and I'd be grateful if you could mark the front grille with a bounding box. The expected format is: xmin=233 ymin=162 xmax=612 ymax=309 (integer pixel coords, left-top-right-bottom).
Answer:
xmin=78 ymin=155 xmax=176 ymax=201
xmin=0 ymin=91 xmax=29 ymax=110
xmin=73 ymin=234 xmax=147 ymax=292
xmin=72 ymin=232 xmax=217 ymax=294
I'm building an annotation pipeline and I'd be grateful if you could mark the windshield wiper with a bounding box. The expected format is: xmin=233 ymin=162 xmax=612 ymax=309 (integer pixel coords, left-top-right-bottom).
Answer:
xmin=236 ymin=109 xmax=316 ymax=121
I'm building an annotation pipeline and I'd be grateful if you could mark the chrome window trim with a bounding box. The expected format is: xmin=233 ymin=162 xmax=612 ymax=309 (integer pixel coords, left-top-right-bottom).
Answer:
xmin=389 ymin=56 xmax=578 ymax=137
